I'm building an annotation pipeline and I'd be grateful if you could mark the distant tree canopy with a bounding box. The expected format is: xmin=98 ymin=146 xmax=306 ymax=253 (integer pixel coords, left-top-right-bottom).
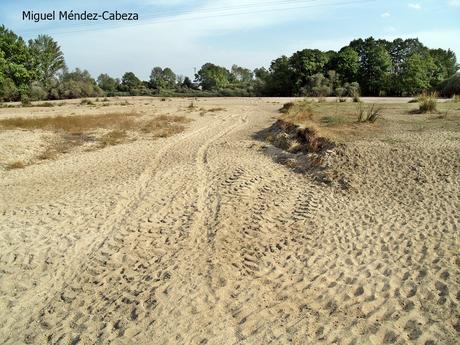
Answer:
xmin=0 ymin=25 xmax=458 ymax=101
xmin=29 ymin=34 xmax=65 ymax=90
xmin=97 ymin=73 xmax=119 ymax=93
xmin=195 ymin=63 xmax=231 ymax=91
xmin=150 ymin=67 xmax=176 ymax=89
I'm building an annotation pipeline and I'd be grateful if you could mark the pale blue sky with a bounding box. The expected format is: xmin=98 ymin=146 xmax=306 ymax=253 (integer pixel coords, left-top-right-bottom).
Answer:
xmin=1 ymin=0 xmax=459 ymax=79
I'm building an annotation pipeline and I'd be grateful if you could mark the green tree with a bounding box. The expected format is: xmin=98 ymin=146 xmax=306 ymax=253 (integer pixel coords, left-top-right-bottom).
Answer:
xmin=429 ymin=48 xmax=458 ymax=87
xmin=398 ymin=52 xmax=434 ymax=95
xmin=121 ymin=72 xmax=141 ymax=92
xmin=289 ymin=49 xmax=329 ymax=93
xmin=97 ymin=73 xmax=119 ymax=92
xmin=28 ymin=34 xmax=65 ymax=90
xmin=0 ymin=25 xmax=34 ymax=99
xmin=263 ymin=56 xmax=294 ymax=96
xmin=162 ymin=67 xmax=176 ymax=88
xmin=195 ymin=63 xmax=230 ymax=90
xmin=182 ymin=76 xmax=193 ymax=89
xmin=331 ymin=46 xmax=360 ymax=83
xmin=57 ymin=68 xmax=103 ymax=99
xmin=230 ymin=65 xmax=253 ymax=83
xmin=352 ymin=38 xmax=392 ymax=96
xmin=150 ymin=67 xmax=176 ymax=89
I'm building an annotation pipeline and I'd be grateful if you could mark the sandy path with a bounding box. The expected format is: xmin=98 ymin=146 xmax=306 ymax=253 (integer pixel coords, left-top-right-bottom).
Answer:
xmin=0 ymin=99 xmax=459 ymax=344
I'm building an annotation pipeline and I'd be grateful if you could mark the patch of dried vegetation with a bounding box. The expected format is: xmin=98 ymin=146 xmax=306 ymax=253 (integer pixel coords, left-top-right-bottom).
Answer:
xmin=0 ymin=112 xmax=191 ymax=168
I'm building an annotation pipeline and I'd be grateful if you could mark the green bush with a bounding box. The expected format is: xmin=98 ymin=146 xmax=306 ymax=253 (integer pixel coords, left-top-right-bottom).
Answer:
xmin=0 ymin=78 xmax=19 ymax=101
xmin=438 ymin=74 xmax=460 ymax=97
xmin=29 ymin=82 xmax=47 ymax=101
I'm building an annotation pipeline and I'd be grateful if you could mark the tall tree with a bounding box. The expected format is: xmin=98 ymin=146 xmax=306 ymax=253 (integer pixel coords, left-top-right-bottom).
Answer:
xmin=231 ymin=65 xmax=253 ymax=83
xmin=0 ymin=25 xmax=34 ymax=98
xmin=29 ymin=34 xmax=65 ymax=90
xmin=398 ymin=52 xmax=434 ymax=95
xmin=330 ymin=46 xmax=360 ymax=83
xmin=429 ymin=48 xmax=458 ymax=87
xmin=150 ymin=67 xmax=176 ymax=89
xmin=264 ymin=56 xmax=295 ymax=96
xmin=195 ymin=63 xmax=230 ymax=90
xmin=289 ymin=49 xmax=329 ymax=93
xmin=352 ymin=37 xmax=393 ymax=96
xmin=121 ymin=72 xmax=141 ymax=92
xmin=97 ymin=73 xmax=119 ymax=92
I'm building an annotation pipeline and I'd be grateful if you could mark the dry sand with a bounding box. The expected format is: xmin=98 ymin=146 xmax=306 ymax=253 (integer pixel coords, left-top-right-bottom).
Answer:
xmin=0 ymin=97 xmax=459 ymax=344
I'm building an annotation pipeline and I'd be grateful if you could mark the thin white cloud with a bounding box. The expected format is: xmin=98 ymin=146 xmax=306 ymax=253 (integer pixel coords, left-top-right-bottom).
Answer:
xmin=408 ymin=3 xmax=422 ymax=10
xmin=381 ymin=12 xmax=391 ymax=18
xmin=448 ymin=0 xmax=460 ymax=7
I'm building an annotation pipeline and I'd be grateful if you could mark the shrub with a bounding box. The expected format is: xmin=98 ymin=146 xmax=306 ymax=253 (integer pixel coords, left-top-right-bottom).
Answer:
xmin=0 ymin=78 xmax=19 ymax=102
xmin=80 ymin=99 xmax=95 ymax=106
xmin=418 ymin=92 xmax=437 ymax=113
xmin=345 ymin=82 xmax=360 ymax=98
xmin=29 ymin=82 xmax=48 ymax=101
xmin=356 ymin=103 xmax=382 ymax=123
xmin=20 ymin=95 xmax=31 ymax=106
xmin=438 ymin=73 xmax=460 ymax=97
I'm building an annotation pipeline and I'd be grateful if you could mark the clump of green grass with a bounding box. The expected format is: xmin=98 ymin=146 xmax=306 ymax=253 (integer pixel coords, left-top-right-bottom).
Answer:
xmin=356 ymin=103 xmax=382 ymax=123
xmin=418 ymin=92 xmax=438 ymax=113
xmin=6 ymin=161 xmax=26 ymax=170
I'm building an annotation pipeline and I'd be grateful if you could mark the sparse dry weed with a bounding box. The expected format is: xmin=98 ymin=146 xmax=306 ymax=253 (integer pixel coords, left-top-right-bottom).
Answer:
xmin=6 ymin=161 xmax=26 ymax=170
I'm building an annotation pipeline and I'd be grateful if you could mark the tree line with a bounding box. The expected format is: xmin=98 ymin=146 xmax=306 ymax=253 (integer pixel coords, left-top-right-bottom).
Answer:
xmin=1 ymin=24 xmax=459 ymax=103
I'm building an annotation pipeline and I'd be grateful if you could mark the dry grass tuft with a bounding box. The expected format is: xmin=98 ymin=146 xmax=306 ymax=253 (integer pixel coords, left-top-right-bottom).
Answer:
xmin=80 ymin=99 xmax=95 ymax=106
xmin=141 ymin=115 xmax=190 ymax=137
xmin=356 ymin=103 xmax=382 ymax=123
xmin=207 ymin=107 xmax=225 ymax=112
xmin=451 ymin=94 xmax=460 ymax=103
xmin=187 ymin=102 xmax=197 ymax=111
xmin=6 ymin=161 xmax=26 ymax=170
xmin=279 ymin=100 xmax=313 ymax=124
xmin=99 ymin=130 xmax=128 ymax=147
xmin=417 ymin=92 xmax=438 ymax=113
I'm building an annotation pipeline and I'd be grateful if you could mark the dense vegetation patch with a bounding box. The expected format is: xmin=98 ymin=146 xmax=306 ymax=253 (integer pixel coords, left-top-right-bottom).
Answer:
xmin=0 ymin=24 xmax=458 ymax=102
